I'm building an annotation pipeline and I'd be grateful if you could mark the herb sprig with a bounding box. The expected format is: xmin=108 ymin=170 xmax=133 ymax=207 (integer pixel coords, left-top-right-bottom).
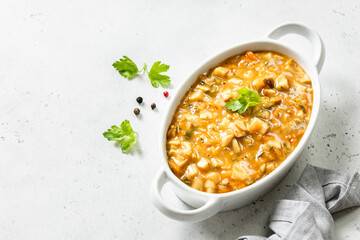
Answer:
xmin=112 ymin=56 xmax=170 ymax=88
xmin=112 ymin=56 xmax=145 ymax=79
xmin=103 ymin=120 xmax=138 ymax=153
xmin=225 ymin=88 xmax=263 ymax=114
xmin=148 ymin=61 xmax=171 ymax=88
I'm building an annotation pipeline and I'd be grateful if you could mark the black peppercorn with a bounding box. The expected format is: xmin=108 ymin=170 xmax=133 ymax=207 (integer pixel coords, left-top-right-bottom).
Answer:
xmin=134 ymin=108 xmax=140 ymax=115
xmin=136 ymin=97 xmax=143 ymax=104
xmin=151 ymin=103 xmax=156 ymax=110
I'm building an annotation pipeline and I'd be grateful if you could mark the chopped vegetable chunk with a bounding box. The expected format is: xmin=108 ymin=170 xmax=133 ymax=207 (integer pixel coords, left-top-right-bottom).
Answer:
xmin=275 ymin=74 xmax=289 ymax=91
xmin=249 ymin=117 xmax=269 ymax=135
xmin=213 ymin=67 xmax=229 ymax=77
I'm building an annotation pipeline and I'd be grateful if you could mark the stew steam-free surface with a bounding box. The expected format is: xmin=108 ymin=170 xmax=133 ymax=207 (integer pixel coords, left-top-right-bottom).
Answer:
xmin=166 ymin=51 xmax=313 ymax=193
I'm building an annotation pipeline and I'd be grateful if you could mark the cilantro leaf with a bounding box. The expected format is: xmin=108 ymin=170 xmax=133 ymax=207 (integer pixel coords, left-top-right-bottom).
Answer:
xmin=103 ymin=120 xmax=138 ymax=153
xmin=237 ymin=88 xmax=262 ymax=103
xmin=225 ymin=99 xmax=243 ymax=111
xmin=225 ymin=88 xmax=263 ymax=114
xmin=148 ymin=61 xmax=171 ymax=88
xmin=113 ymin=56 xmax=145 ymax=79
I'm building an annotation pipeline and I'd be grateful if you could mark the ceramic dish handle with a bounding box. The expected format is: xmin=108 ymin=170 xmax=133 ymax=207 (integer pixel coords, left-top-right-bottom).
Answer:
xmin=265 ymin=22 xmax=325 ymax=73
xmin=150 ymin=170 xmax=223 ymax=222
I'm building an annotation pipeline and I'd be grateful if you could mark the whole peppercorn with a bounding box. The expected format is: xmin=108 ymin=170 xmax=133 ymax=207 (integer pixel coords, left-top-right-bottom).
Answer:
xmin=136 ymin=97 xmax=143 ymax=104
xmin=163 ymin=91 xmax=169 ymax=97
xmin=151 ymin=103 xmax=156 ymax=110
xmin=133 ymin=108 xmax=140 ymax=115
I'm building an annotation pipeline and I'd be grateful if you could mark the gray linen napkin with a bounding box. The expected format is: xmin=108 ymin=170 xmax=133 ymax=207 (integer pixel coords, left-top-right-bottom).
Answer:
xmin=238 ymin=164 xmax=360 ymax=240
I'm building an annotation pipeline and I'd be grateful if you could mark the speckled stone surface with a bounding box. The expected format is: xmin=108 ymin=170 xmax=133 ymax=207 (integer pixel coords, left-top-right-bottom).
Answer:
xmin=0 ymin=1 xmax=359 ymax=239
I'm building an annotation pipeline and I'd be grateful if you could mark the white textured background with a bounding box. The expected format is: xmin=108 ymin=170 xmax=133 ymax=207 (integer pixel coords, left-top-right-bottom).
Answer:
xmin=0 ymin=0 xmax=359 ymax=239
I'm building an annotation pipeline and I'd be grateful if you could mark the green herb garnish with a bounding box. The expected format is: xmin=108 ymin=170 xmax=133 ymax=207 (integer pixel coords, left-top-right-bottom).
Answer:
xmin=113 ymin=56 xmax=171 ymax=88
xmin=147 ymin=61 xmax=171 ymax=88
xmin=113 ymin=56 xmax=145 ymax=79
xmin=103 ymin=120 xmax=138 ymax=153
xmin=225 ymin=88 xmax=263 ymax=114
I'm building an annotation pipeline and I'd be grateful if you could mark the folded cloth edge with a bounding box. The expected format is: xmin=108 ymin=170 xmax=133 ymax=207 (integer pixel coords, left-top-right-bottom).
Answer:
xmin=237 ymin=164 xmax=360 ymax=240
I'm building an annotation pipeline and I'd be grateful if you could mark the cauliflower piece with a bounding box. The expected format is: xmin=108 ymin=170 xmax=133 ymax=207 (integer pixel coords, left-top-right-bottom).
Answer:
xmin=231 ymin=138 xmax=241 ymax=153
xmin=189 ymin=91 xmax=205 ymax=101
xmin=228 ymin=122 xmax=246 ymax=138
xmin=210 ymin=158 xmax=223 ymax=168
xmin=252 ymin=78 xmax=266 ymax=90
xmin=248 ymin=117 xmax=269 ymax=135
xmin=212 ymin=67 xmax=229 ymax=77
xmin=275 ymin=74 xmax=289 ymax=91
xmin=197 ymin=157 xmax=210 ymax=170
xmin=191 ymin=177 xmax=204 ymax=191
xmin=231 ymin=161 xmax=256 ymax=185
xmin=299 ymin=74 xmax=311 ymax=84
xmin=220 ymin=130 xmax=235 ymax=147
xmin=205 ymin=172 xmax=221 ymax=184
xmin=184 ymin=163 xmax=200 ymax=179
xmin=204 ymin=180 xmax=216 ymax=193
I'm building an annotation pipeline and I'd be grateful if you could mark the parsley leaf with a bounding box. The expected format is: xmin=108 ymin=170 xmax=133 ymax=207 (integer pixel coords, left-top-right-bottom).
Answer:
xmin=113 ymin=56 xmax=145 ymax=79
xmin=148 ymin=61 xmax=171 ymax=88
xmin=103 ymin=120 xmax=138 ymax=153
xmin=225 ymin=88 xmax=263 ymax=114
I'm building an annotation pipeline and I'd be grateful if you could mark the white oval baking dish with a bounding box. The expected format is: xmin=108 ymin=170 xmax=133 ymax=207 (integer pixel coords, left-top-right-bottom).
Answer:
xmin=151 ymin=22 xmax=325 ymax=222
